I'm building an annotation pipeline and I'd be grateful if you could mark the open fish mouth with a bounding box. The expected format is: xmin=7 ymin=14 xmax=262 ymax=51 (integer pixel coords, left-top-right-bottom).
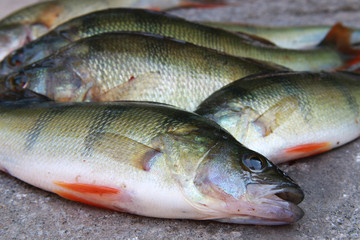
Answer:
xmin=216 ymin=184 xmax=304 ymax=225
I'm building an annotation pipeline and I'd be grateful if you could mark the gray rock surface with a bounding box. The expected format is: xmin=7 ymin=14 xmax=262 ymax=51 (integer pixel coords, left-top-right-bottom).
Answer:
xmin=1 ymin=0 xmax=360 ymax=239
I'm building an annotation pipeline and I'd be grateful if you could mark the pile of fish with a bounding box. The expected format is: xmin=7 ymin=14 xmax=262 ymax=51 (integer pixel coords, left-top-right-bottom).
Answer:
xmin=0 ymin=0 xmax=359 ymax=226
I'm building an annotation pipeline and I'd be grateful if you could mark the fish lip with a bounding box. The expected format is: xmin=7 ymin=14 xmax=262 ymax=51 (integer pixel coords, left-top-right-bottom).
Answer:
xmin=273 ymin=184 xmax=304 ymax=205
xmin=215 ymin=183 xmax=304 ymax=225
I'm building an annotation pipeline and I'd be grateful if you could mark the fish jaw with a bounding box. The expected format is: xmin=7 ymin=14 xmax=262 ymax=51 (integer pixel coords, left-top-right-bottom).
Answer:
xmin=201 ymin=183 xmax=304 ymax=225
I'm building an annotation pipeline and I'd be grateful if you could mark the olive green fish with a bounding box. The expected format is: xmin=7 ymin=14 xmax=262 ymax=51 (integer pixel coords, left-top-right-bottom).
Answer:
xmin=0 ymin=32 xmax=284 ymax=111
xmin=0 ymin=100 xmax=304 ymax=225
xmin=1 ymin=9 xmax=359 ymax=75
xmin=0 ymin=0 xmax=224 ymax=61
xmin=195 ymin=71 xmax=360 ymax=164
xmin=200 ymin=21 xmax=360 ymax=49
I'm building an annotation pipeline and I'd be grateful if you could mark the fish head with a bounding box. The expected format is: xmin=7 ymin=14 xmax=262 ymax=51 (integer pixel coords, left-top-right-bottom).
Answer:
xmin=0 ymin=24 xmax=48 ymax=75
xmin=0 ymin=70 xmax=29 ymax=93
xmin=0 ymin=24 xmax=29 ymax=65
xmin=0 ymin=57 xmax=89 ymax=102
xmin=0 ymin=70 xmax=47 ymax=101
xmin=163 ymin=120 xmax=303 ymax=225
xmin=192 ymin=138 xmax=304 ymax=225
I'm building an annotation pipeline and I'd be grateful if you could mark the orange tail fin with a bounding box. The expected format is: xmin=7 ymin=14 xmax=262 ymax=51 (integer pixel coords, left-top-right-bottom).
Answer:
xmin=319 ymin=22 xmax=360 ymax=70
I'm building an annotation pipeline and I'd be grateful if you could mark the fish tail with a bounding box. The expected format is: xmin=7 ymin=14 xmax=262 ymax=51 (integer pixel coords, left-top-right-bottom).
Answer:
xmin=318 ymin=22 xmax=360 ymax=70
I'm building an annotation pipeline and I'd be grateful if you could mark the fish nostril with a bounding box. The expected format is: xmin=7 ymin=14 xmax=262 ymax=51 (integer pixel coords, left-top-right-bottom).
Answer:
xmin=276 ymin=187 xmax=304 ymax=205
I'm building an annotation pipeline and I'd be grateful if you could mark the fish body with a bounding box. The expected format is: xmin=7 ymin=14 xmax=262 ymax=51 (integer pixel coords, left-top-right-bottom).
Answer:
xmin=200 ymin=22 xmax=360 ymax=49
xmin=0 ymin=101 xmax=304 ymax=225
xmin=195 ymin=71 xmax=360 ymax=163
xmin=0 ymin=0 xmax=222 ymax=60
xmin=0 ymin=32 xmax=283 ymax=110
xmin=0 ymin=9 xmax=355 ymax=74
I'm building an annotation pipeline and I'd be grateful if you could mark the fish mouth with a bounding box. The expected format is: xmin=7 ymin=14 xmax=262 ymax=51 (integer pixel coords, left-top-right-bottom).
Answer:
xmin=217 ymin=183 xmax=304 ymax=225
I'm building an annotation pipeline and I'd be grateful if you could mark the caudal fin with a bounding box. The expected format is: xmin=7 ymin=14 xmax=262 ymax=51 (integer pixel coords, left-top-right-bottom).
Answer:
xmin=318 ymin=22 xmax=360 ymax=70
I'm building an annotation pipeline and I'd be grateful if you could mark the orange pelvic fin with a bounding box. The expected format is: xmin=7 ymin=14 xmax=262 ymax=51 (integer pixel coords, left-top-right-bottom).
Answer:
xmin=53 ymin=181 xmax=120 ymax=195
xmin=319 ymin=22 xmax=360 ymax=69
xmin=284 ymin=142 xmax=332 ymax=157
xmin=54 ymin=191 xmax=113 ymax=210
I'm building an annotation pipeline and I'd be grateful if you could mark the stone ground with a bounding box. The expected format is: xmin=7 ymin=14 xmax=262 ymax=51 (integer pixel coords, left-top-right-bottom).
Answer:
xmin=0 ymin=0 xmax=360 ymax=239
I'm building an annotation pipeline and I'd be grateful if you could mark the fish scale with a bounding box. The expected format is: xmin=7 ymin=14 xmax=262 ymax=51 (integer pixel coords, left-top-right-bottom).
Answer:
xmin=0 ymin=32 xmax=284 ymax=111
xmin=0 ymin=0 xmax=221 ymax=60
xmin=195 ymin=71 xmax=360 ymax=163
xmin=0 ymin=8 xmax=355 ymax=75
xmin=0 ymin=101 xmax=304 ymax=225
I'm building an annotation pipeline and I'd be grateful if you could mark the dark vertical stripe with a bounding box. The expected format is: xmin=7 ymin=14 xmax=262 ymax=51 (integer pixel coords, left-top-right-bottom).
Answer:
xmin=279 ymin=75 xmax=312 ymax=122
xmin=81 ymin=106 xmax=120 ymax=157
xmin=328 ymin=74 xmax=359 ymax=118
xmin=25 ymin=108 xmax=65 ymax=150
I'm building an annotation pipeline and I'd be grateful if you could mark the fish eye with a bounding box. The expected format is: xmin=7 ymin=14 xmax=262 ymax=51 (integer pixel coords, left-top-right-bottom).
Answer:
xmin=242 ymin=154 xmax=267 ymax=172
xmin=7 ymin=50 xmax=24 ymax=67
xmin=8 ymin=72 xmax=28 ymax=89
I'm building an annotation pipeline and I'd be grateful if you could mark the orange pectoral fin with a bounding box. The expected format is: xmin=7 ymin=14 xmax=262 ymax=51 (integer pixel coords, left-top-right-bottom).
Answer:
xmin=53 ymin=181 xmax=120 ymax=195
xmin=284 ymin=142 xmax=332 ymax=157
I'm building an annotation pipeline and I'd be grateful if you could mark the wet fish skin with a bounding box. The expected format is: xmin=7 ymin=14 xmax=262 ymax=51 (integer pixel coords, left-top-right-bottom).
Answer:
xmin=200 ymin=22 xmax=360 ymax=49
xmin=0 ymin=32 xmax=284 ymax=111
xmin=195 ymin=71 xmax=360 ymax=163
xmin=0 ymin=0 xmax=221 ymax=61
xmin=0 ymin=23 xmax=48 ymax=61
xmin=0 ymin=8 xmax=351 ymax=75
xmin=0 ymin=0 xmax=218 ymax=27
xmin=0 ymin=101 xmax=304 ymax=225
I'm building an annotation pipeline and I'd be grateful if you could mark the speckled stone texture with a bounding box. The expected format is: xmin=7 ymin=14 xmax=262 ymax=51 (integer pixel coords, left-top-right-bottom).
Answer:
xmin=0 ymin=0 xmax=360 ymax=239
